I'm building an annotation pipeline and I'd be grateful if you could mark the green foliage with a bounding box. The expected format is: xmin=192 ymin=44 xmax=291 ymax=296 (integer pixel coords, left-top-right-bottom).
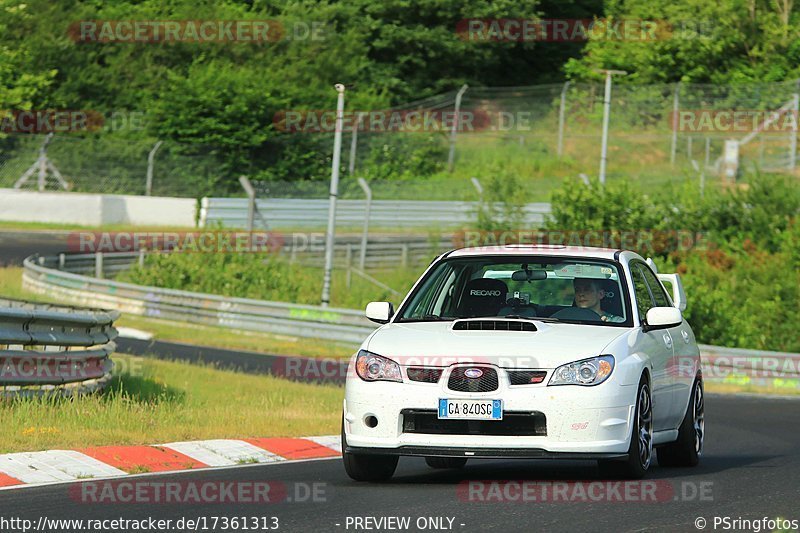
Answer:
xmin=475 ymin=167 xmax=529 ymax=231
xmin=564 ymin=0 xmax=800 ymax=83
xmin=358 ymin=134 xmax=447 ymax=180
xmin=546 ymin=176 xmax=663 ymax=231
xmin=120 ymin=252 xmax=421 ymax=310
xmin=546 ymin=173 xmax=800 ymax=351
xmin=677 ymin=244 xmax=800 ymax=352
xmin=0 ymin=1 xmax=56 ymax=125
xmin=2 ymin=0 xmax=586 ymax=188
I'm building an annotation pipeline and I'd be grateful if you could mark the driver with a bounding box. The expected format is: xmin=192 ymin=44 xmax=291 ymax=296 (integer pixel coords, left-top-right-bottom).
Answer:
xmin=573 ymin=278 xmax=624 ymax=323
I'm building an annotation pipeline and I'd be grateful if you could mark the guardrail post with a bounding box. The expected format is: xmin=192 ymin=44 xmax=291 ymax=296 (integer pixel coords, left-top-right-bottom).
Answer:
xmin=58 ymin=253 xmax=65 ymax=270
xmin=138 ymin=247 xmax=146 ymax=268
xmin=95 ymin=251 xmax=104 ymax=279
xmin=401 ymin=243 xmax=409 ymax=267
xmin=705 ymin=137 xmax=711 ymax=168
xmin=357 ymin=177 xmax=372 ymax=270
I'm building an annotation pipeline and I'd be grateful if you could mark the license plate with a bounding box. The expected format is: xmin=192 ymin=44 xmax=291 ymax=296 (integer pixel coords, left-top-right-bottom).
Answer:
xmin=438 ymin=399 xmax=502 ymax=420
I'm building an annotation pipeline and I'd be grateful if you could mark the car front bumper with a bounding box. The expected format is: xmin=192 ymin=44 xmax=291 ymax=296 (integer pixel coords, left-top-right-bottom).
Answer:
xmin=344 ymin=373 xmax=638 ymax=456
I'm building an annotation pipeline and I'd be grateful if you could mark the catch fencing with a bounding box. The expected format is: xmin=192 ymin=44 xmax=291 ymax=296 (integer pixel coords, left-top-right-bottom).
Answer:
xmin=0 ymin=297 xmax=119 ymax=397
xmin=3 ymin=80 xmax=798 ymax=201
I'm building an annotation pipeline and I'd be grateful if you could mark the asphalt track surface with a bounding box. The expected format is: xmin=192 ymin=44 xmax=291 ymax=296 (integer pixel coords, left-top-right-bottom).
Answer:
xmin=2 ymin=395 xmax=798 ymax=533
xmin=0 ymin=230 xmax=68 ymax=266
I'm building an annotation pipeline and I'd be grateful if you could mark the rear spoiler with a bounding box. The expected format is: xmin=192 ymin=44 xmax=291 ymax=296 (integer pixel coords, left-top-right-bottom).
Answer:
xmin=646 ymin=258 xmax=687 ymax=312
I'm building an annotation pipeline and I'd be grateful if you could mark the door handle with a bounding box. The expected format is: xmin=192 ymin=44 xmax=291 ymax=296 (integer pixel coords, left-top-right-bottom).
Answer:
xmin=663 ymin=333 xmax=673 ymax=349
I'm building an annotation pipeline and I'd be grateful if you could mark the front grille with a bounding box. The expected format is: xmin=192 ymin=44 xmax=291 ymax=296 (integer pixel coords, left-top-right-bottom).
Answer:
xmin=507 ymin=370 xmax=548 ymax=385
xmin=448 ymin=367 xmax=499 ymax=392
xmin=401 ymin=409 xmax=547 ymax=436
xmin=453 ymin=320 xmax=536 ymax=332
xmin=407 ymin=367 xmax=443 ymax=383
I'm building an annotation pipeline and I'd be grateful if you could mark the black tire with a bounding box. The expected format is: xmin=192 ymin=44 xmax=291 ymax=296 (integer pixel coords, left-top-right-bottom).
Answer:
xmin=658 ymin=374 xmax=704 ymax=467
xmin=425 ymin=457 xmax=468 ymax=469
xmin=598 ymin=375 xmax=653 ymax=479
xmin=341 ymin=417 xmax=398 ymax=482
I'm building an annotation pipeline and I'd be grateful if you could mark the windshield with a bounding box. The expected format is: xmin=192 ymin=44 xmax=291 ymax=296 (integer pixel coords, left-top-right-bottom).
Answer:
xmin=396 ymin=256 xmax=630 ymax=326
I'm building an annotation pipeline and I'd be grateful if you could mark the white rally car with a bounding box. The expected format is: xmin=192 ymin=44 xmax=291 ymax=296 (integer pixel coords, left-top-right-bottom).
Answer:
xmin=342 ymin=245 xmax=704 ymax=481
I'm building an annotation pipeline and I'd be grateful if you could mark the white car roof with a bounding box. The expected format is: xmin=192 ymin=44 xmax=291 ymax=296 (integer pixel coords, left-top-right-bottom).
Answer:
xmin=447 ymin=245 xmax=625 ymax=260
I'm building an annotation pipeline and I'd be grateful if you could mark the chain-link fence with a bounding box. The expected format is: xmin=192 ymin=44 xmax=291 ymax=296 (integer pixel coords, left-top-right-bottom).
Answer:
xmin=1 ymin=79 xmax=797 ymax=200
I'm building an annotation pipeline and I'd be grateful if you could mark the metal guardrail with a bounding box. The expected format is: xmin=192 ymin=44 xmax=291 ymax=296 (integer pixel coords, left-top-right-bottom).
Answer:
xmin=199 ymin=198 xmax=552 ymax=229
xmin=0 ymin=297 xmax=119 ymax=396
xmin=23 ymin=253 xmax=377 ymax=345
xmin=699 ymin=344 xmax=800 ymax=391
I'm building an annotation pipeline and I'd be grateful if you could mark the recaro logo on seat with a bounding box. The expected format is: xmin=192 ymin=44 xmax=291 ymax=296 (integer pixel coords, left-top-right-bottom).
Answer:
xmin=470 ymin=290 xmax=501 ymax=296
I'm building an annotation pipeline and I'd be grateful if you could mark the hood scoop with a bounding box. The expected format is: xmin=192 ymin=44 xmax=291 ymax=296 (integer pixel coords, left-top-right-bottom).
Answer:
xmin=452 ymin=319 xmax=537 ymax=332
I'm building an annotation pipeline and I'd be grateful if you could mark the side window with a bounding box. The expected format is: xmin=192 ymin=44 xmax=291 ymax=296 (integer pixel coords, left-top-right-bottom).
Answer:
xmin=638 ymin=265 xmax=671 ymax=308
xmin=404 ymin=264 xmax=454 ymax=318
xmin=631 ymin=266 xmax=655 ymax=322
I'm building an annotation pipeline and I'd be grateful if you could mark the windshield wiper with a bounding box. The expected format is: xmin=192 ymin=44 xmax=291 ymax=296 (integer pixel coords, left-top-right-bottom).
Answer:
xmin=504 ymin=314 xmax=561 ymax=322
xmin=397 ymin=314 xmax=451 ymax=322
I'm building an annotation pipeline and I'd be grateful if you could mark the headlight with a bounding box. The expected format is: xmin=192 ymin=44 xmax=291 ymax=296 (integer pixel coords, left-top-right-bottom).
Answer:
xmin=355 ymin=350 xmax=402 ymax=383
xmin=548 ymin=355 xmax=615 ymax=386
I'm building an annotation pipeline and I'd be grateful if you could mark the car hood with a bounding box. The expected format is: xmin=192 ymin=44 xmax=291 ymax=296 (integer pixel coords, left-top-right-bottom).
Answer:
xmin=365 ymin=321 xmax=629 ymax=369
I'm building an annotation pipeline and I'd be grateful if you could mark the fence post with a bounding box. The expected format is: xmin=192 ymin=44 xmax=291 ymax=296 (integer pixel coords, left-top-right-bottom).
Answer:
xmin=598 ymin=70 xmax=627 ymax=185
xmin=447 ymin=84 xmax=469 ymax=172
xmin=239 ymin=175 xmax=257 ymax=232
xmin=670 ymin=83 xmax=680 ymax=166
xmin=321 ymin=84 xmax=346 ymax=307
xmin=705 ymin=137 xmax=711 ymax=168
xmin=789 ymin=90 xmax=799 ymax=170
xmin=95 ymin=251 xmax=104 ymax=279
xmin=357 ymin=177 xmax=372 ymax=271
xmin=346 ymin=243 xmax=354 ymax=288
xmin=687 ymin=136 xmax=692 ymax=160
xmin=557 ymin=81 xmax=570 ymax=157
xmin=145 ymin=140 xmax=163 ymax=196
xmin=470 ymin=176 xmax=483 ymax=198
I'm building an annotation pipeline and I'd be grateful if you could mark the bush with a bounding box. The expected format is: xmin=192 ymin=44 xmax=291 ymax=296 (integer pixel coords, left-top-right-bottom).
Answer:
xmin=546 ymin=176 xmax=664 ymax=231
xmin=474 ymin=167 xmax=529 ymax=231
xmin=546 ymin=174 xmax=799 ymax=352
xmin=677 ymin=243 xmax=799 ymax=352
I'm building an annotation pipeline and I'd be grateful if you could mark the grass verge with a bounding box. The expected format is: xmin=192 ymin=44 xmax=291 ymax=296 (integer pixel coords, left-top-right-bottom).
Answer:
xmin=0 ymin=354 xmax=343 ymax=453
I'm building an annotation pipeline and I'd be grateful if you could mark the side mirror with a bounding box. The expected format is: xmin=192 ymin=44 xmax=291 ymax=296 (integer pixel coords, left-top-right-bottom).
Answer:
xmin=365 ymin=301 xmax=394 ymax=324
xmin=644 ymin=307 xmax=682 ymax=331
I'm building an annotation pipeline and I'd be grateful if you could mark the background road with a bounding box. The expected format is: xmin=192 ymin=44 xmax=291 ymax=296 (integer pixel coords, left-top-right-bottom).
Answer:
xmin=2 ymin=395 xmax=797 ymax=532
xmin=0 ymin=231 xmax=68 ymax=267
